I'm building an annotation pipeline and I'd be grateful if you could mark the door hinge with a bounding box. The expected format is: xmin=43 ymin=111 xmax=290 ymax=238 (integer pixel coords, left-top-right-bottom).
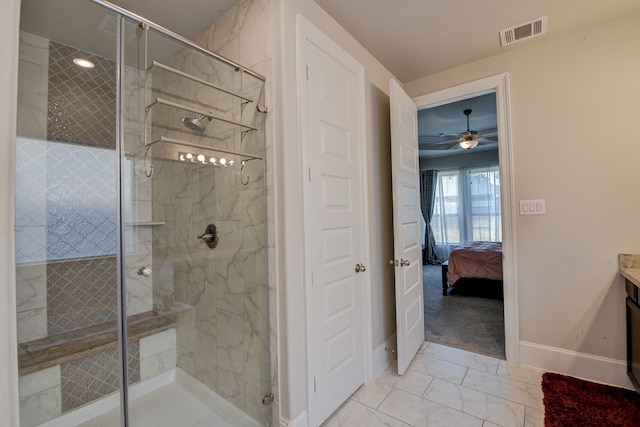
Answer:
xmin=308 ymin=167 xmax=311 ymax=182
xmin=311 ymin=271 xmax=314 ymax=287
xmin=306 ymin=64 xmax=310 ymax=80
xmin=313 ymin=376 xmax=317 ymax=392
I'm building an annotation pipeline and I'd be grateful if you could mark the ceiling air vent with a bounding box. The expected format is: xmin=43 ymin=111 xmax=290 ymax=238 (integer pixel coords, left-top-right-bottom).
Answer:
xmin=98 ymin=14 xmax=137 ymax=42
xmin=499 ymin=16 xmax=547 ymax=47
xmin=98 ymin=14 xmax=118 ymax=35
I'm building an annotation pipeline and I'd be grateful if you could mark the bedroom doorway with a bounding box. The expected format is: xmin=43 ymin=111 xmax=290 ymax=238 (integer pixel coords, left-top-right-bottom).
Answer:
xmin=412 ymin=73 xmax=519 ymax=363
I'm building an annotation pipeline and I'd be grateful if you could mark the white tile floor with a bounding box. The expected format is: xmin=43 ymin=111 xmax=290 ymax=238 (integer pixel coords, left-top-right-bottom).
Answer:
xmin=323 ymin=341 xmax=545 ymax=427
xmin=70 ymin=340 xmax=544 ymax=427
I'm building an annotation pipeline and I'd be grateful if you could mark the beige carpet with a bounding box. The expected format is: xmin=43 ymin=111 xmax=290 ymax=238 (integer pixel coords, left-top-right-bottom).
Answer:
xmin=423 ymin=265 xmax=505 ymax=359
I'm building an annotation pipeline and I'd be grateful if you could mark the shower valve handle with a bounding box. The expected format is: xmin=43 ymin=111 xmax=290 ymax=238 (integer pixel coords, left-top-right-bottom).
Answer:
xmin=197 ymin=224 xmax=219 ymax=249
xmin=197 ymin=233 xmax=215 ymax=242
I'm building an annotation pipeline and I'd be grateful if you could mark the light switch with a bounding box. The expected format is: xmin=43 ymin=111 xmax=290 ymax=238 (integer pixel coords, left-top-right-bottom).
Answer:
xmin=520 ymin=199 xmax=545 ymax=215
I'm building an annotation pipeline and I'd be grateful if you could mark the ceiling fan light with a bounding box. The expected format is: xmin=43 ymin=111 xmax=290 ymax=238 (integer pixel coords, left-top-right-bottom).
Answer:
xmin=459 ymin=138 xmax=479 ymax=150
xmin=458 ymin=109 xmax=479 ymax=150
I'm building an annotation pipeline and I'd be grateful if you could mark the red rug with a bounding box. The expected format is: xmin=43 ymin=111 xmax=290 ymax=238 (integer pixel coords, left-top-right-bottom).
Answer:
xmin=542 ymin=372 xmax=640 ymax=426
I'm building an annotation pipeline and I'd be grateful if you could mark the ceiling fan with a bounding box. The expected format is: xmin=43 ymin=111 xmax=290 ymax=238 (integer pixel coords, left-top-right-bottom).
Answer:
xmin=458 ymin=109 xmax=480 ymax=149
xmin=418 ymin=108 xmax=498 ymax=153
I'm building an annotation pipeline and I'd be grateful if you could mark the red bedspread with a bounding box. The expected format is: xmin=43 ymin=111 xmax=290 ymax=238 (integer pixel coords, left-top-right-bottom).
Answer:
xmin=446 ymin=241 xmax=503 ymax=286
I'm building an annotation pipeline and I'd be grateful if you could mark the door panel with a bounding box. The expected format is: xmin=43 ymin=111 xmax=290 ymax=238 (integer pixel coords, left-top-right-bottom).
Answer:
xmin=390 ymin=79 xmax=425 ymax=375
xmin=306 ymin=40 xmax=365 ymax=426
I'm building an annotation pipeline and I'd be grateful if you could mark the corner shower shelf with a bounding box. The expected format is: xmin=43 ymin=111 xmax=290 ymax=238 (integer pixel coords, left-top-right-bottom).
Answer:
xmin=145 ymin=136 xmax=262 ymax=161
xmin=146 ymin=61 xmax=254 ymax=104
xmin=145 ymin=98 xmax=258 ymax=132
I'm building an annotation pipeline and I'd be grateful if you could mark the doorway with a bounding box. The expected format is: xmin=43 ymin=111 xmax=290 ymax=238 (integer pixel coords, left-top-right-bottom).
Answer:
xmin=418 ymin=92 xmax=505 ymax=359
xmin=413 ymin=73 xmax=519 ymax=363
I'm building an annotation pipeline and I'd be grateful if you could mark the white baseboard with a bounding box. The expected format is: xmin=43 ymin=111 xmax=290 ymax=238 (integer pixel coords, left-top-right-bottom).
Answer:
xmin=279 ymin=334 xmax=396 ymax=427
xmin=371 ymin=332 xmax=397 ymax=379
xmin=280 ymin=410 xmax=308 ymax=427
xmin=519 ymin=340 xmax=632 ymax=389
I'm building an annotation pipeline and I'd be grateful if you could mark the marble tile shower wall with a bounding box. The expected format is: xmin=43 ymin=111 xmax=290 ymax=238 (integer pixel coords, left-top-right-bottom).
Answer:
xmin=145 ymin=0 xmax=273 ymax=423
xmin=15 ymin=36 xmax=120 ymax=341
xmin=195 ymin=2 xmax=275 ymax=424
xmin=16 ymin=31 xmax=51 ymax=345
xmin=15 ymin=35 xmax=153 ymax=337
xmin=15 ymin=31 xmax=157 ymax=426
xmin=15 ymin=0 xmax=274 ymax=424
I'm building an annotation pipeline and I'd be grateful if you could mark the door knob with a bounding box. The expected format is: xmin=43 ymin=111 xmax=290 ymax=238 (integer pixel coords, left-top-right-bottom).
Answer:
xmin=400 ymin=259 xmax=410 ymax=267
xmin=355 ymin=263 xmax=366 ymax=273
xmin=389 ymin=259 xmax=396 ymax=265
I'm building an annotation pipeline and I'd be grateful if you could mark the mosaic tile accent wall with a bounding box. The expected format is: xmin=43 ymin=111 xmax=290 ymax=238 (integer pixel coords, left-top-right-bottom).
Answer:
xmin=43 ymin=41 xmax=119 ymax=335
xmin=60 ymin=342 xmax=140 ymax=412
xmin=47 ymin=41 xmax=116 ymax=149
xmin=47 ymin=256 xmax=118 ymax=335
xmin=46 ymin=42 xmax=118 ymax=262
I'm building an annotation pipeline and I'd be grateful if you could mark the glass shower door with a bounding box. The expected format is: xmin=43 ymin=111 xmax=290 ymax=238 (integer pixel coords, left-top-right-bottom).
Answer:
xmin=121 ymin=18 xmax=271 ymax=427
xmin=15 ymin=1 xmax=126 ymax=425
xmin=15 ymin=1 xmax=270 ymax=425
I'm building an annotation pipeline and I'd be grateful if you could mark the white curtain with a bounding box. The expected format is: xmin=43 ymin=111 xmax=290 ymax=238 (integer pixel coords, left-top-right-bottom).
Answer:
xmin=431 ymin=165 xmax=501 ymax=260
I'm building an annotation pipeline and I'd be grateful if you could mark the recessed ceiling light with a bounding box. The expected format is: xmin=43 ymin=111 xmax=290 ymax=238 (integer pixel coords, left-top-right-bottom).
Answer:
xmin=73 ymin=58 xmax=95 ymax=69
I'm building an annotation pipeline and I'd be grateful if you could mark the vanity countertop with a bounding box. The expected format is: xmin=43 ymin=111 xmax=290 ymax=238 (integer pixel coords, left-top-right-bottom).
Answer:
xmin=620 ymin=254 xmax=640 ymax=286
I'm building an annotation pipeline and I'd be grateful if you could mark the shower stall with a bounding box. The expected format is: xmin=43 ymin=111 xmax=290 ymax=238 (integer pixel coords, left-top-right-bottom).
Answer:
xmin=15 ymin=0 xmax=271 ymax=426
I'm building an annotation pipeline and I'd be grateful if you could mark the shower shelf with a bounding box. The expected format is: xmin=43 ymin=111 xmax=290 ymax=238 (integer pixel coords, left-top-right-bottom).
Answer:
xmin=146 ymin=61 xmax=254 ymax=104
xmin=145 ymin=136 xmax=262 ymax=161
xmin=17 ymin=309 xmax=182 ymax=376
xmin=145 ymin=97 xmax=258 ymax=132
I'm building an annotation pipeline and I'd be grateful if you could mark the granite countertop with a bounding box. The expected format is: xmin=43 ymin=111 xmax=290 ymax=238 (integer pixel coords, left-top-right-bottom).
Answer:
xmin=620 ymin=254 xmax=640 ymax=286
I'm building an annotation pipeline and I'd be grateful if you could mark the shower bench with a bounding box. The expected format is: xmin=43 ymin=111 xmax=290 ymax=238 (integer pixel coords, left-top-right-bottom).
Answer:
xmin=18 ymin=310 xmax=179 ymax=376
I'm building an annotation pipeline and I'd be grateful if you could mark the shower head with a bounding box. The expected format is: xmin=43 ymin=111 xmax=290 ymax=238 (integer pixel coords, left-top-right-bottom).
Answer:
xmin=182 ymin=115 xmax=211 ymax=133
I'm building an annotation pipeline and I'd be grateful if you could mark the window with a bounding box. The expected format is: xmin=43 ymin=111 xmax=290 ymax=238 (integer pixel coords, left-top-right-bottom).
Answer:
xmin=431 ymin=165 xmax=501 ymax=259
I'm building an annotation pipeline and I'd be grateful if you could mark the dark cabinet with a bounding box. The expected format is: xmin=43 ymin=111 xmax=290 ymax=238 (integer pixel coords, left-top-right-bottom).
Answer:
xmin=626 ymin=279 xmax=640 ymax=392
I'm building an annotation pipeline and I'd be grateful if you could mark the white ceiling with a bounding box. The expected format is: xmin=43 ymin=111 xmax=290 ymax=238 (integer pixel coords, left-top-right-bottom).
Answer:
xmin=315 ymin=0 xmax=640 ymax=82
xmin=106 ymin=0 xmax=239 ymax=40
xmin=24 ymin=0 xmax=640 ymax=83
xmin=20 ymin=0 xmax=640 ymax=160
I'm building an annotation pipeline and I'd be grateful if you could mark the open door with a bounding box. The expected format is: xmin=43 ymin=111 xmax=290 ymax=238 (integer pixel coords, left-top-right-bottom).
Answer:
xmin=389 ymin=79 xmax=425 ymax=375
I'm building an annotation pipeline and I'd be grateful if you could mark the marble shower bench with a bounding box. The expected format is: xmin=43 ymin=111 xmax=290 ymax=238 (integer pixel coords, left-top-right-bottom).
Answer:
xmin=17 ymin=306 xmax=189 ymax=426
xmin=18 ymin=308 xmax=186 ymax=376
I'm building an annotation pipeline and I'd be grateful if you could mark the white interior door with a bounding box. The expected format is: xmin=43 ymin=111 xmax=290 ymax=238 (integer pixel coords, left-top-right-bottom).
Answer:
xmin=389 ymin=79 xmax=425 ymax=375
xmin=305 ymin=40 xmax=365 ymax=426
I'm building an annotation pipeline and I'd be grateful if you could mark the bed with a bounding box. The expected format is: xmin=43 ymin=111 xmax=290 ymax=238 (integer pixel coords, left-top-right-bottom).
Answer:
xmin=441 ymin=241 xmax=503 ymax=295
